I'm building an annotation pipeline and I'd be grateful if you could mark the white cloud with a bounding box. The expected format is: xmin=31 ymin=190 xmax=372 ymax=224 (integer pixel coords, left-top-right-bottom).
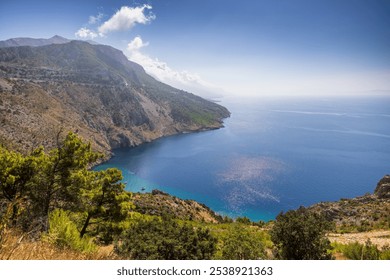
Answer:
xmin=88 ymin=12 xmax=104 ymax=25
xmin=98 ymin=5 xmax=155 ymax=35
xmin=73 ymin=5 xmax=222 ymax=98
xmin=75 ymin=5 xmax=154 ymax=40
xmin=127 ymin=36 xmax=149 ymax=52
xmin=75 ymin=27 xmax=98 ymax=39
xmin=125 ymin=37 xmax=221 ymax=98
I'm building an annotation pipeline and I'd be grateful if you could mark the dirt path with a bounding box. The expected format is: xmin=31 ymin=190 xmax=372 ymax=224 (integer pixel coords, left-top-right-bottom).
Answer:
xmin=328 ymin=230 xmax=390 ymax=249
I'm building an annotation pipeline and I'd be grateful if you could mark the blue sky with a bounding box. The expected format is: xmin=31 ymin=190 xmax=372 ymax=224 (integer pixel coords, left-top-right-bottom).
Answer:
xmin=1 ymin=0 xmax=389 ymax=96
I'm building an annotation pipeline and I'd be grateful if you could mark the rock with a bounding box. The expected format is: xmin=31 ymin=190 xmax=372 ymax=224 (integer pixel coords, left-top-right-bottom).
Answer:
xmin=374 ymin=175 xmax=390 ymax=199
xmin=151 ymin=189 xmax=168 ymax=196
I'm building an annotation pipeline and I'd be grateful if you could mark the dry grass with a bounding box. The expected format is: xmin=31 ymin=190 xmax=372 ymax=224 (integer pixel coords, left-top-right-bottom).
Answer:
xmin=328 ymin=230 xmax=390 ymax=250
xmin=0 ymin=229 xmax=119 ymax=260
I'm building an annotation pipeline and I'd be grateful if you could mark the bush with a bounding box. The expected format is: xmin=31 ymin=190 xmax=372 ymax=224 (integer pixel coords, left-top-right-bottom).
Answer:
xmin=43 ymin=209 xmax=96 ymax=253
xmin=235 ymin=217 xmax=251 ymax=225
xmin=380 ymin=245 xmax=390 ymax=260
xmin=115 ymin=216 xmax=217 ymax=260
xmin=220 ymin=224 xmax=266 ymax=260
xmin=342 ymin=240 xmax=380 ymax=260
xmin=270 ymin=207 xmax=333 ymax=260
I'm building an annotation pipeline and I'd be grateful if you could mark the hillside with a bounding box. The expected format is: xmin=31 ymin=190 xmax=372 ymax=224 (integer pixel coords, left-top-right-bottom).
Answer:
xmin=308 ymin=175 xmax=390 ymax=232
xmin=132 ymin=190 xmax=223 ymax=223
xmin=0 ymin=37 xmax=230 ymax=154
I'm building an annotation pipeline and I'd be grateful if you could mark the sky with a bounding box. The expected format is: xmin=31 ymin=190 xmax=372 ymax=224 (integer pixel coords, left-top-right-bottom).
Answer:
xmin=0 ymin=0 xmax=389 ymax=97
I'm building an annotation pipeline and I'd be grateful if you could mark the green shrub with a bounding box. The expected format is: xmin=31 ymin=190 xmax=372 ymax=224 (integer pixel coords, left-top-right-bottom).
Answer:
xmin=115 ymin=216 xmax=217 ymax=260
xmin=220 ymin=224 xmax=266 ymax=260
xmin=380 ymin=245 xmax=390 ymax=260
xmin=235 ymin=217 xmax=251 ymax=225
xmin=270 ymin=207 xmax=333 ymax=260
xmin=43 ymin=209 xmax=96 ymax=253
xmin=342 ymin=240 xmax=380 ymax=260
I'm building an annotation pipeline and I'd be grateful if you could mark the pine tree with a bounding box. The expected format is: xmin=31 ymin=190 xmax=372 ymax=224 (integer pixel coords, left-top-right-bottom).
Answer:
xmin=72 ymin=168 xmax=132 ymax=238
xmin=0 ymin=146 xmax=37 ymax=226
xmin=0 ymin=132 xmax=132 ymax=239
xmin=27 ymin=132 xmax=102 ymax=230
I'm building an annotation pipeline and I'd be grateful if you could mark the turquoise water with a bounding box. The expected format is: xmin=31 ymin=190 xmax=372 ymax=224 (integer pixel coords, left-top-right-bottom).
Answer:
xmin=96 ymin=95 xmax=390 ymax=221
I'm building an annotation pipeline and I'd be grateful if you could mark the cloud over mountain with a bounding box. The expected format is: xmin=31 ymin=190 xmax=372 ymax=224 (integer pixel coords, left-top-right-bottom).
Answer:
xmin=75 ymin=5 xmax=155 ymax=39
xmin=126 ymin=36 xmax=221 ymax=98
xmin=98 ymin=5 xmax=155 ymax=34
xmin=75 ymin=27 xmax=98 ymax=39
xmin=74 ymin=5 xmax=221 ymax=98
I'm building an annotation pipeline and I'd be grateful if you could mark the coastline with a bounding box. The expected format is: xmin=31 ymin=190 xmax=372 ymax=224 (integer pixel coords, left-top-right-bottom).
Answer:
xmin=93 ymin=115 xmax=230 ymax=167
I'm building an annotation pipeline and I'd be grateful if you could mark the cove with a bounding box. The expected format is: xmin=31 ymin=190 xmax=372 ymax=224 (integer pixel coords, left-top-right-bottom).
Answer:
xmin=95 ymin=95 xmax=390 ymax=221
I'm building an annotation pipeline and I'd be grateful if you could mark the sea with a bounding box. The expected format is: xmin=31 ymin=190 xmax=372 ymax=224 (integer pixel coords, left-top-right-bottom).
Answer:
xmin=95 ymin=95 xmax=390 ymax=221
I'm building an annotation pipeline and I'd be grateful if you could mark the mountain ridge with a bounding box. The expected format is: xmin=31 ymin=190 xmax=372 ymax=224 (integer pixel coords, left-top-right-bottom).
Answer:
xmin=0 ymin=35 xmax=71 ymax=48
xmin=0 ymin=37 xmax=230 ymax=154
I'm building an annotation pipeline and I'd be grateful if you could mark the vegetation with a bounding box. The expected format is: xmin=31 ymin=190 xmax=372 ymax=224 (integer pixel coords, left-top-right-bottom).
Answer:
xmin=219 ymin=224 xmax=267 ymax=260
xmin=270 ymin=207 xmax=334 ymax=260
xmin=1 ymin=132 xmax=389 ymax=260
xmin=342 ymin=240 xmax=380 ymax=260
xmin=43 ymin=209 xmax=96 ymax=253
xmin=132 ymin=191 xmax=223 ymax=223
xmin=308 ymin=185 xmax=390 ymax=233
xmin=0 ymin=132 xmax=131 ymax=249
xmin=115 ymin=215 xmax=217 ymax=260
xmin=332 ymin=240 xmax=390 ymax=260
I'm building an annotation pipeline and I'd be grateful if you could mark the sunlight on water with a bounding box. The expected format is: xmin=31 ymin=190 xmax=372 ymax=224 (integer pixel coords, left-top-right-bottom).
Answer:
xmin=217 ymin=156 xmax=284 ymax=212
xmin=97 ymin=96 xmax=390 ymax=221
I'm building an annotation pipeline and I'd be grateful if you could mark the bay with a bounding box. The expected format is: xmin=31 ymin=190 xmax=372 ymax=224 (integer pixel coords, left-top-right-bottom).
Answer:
xmin=96 ymin=95 xmax=390 ymax=221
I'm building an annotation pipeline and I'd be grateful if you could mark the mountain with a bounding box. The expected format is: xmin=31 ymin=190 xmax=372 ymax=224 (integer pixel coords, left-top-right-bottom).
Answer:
xmin=0 ymin=35 xmax=71 ymax=48
xmin=0 ymin=37 xmax=230 ymax=153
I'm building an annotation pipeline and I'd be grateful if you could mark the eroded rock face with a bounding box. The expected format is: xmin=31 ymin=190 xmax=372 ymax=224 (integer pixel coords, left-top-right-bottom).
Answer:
xmin=374 ymin=175 xmax=390 ymax=199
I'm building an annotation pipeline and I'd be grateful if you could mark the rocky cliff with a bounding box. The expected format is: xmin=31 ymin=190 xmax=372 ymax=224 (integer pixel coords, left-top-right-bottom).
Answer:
xmin=0 ymin=38 xmax=230 ymax=154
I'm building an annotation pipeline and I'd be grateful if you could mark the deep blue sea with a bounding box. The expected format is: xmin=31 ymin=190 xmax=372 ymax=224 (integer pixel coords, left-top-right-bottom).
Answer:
xmin=96 ymin=95 xmax=390 ymax=221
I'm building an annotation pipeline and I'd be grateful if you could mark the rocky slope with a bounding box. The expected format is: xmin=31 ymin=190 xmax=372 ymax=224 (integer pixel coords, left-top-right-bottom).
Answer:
xmin=132 ymin=190 xmax=223 ymax=223
xmin=0 ymin=37 xmax=230 ymax=154
xmin=308 ymin=175 xmax=390 ymax=231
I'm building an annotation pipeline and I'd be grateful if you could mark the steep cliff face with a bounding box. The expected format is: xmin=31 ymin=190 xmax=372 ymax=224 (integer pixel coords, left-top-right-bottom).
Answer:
xmin=0 ymin=39 xmax=230 ymax=153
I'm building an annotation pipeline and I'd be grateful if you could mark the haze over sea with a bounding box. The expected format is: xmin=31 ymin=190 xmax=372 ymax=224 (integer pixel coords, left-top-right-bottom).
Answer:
xmin=96 ymin=95 xmax=390 ymax=221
